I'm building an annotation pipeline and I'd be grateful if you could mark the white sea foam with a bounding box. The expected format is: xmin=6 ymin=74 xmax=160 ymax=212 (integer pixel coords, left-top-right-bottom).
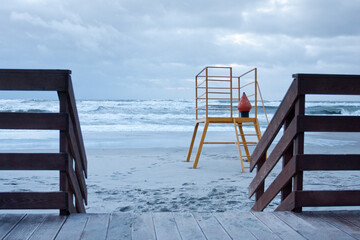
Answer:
xmin=0 ymin=99 xmax=359 ymax=149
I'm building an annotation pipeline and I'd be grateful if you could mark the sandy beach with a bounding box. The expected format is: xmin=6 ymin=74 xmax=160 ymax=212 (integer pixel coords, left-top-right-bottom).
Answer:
xmin=1 ymin=130 xmax=360 ymax=213
xmin=84 ymin=131 xmax=360 ymax=213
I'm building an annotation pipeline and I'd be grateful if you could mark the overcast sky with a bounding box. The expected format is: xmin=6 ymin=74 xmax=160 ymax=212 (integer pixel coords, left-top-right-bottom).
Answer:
xmin=1 ymin=0 xmax=360 ymax=100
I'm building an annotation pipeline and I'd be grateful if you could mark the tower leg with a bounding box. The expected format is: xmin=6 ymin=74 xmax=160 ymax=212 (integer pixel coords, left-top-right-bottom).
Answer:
xmin=186 ymin=123 xmax=199 ymax=162
xmin=239 ymin=123 xmax=251 ymax=162
xmin=233 ymin=120 xmax=245 ymax=173
xmin=254 ymin=119 xmax=262 ymax=141
xmin=193 ymin=121 xmax=209 ymax=169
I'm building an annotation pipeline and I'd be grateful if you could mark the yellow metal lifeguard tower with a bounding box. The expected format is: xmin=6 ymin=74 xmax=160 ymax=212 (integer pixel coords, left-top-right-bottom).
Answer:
xmin=186 ymin=66 xmax=268 ymax=172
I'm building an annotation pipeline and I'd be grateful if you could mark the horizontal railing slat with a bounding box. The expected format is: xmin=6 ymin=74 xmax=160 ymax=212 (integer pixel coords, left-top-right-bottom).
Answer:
xmin=250 ymin=79 xmax=298 ymax=170
xmin=0 ymin=153 xmax=67 ymax=170
xmin=295 ymin=74 xmax=360 ymax=95
xmin=297 ymin=190 xmax=360 ymax=207
xmin=299 ymin=116 xmax=360 ymax=132
xmin=298 ymin=154 xmax=360 ymax=171
xmin=0 ymin=70 xmax=70 ymax=91
xmin=249 ymin=116 xmax=298 ymax=197
xmin=0 ymin=113 xmax=67 ymax=130
xmin=0 ymin=192 xmax=67 ymax=209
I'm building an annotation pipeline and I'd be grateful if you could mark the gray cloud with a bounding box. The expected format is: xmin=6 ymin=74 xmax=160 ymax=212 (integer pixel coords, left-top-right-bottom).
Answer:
xmin=1 ymin=0 xmax=360 ymax=100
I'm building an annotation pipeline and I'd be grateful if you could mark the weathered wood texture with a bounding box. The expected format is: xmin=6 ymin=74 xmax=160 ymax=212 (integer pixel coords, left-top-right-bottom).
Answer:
xmin=0 ymin=192 xmax=67 ymax=209
xmin=0 ymin=69 xmax=87 ymax=214
xmin=250 ymin=73 xmax=360 ymax=212
xmin=1 ymin=211 xmax=360 ymax=240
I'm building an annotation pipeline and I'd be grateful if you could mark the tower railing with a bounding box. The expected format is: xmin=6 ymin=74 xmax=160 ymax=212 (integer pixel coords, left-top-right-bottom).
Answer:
xmin=195 ymin=66 xmax=268 ymax=123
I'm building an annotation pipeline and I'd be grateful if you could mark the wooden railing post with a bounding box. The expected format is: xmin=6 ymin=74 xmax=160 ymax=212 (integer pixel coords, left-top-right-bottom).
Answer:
xmin=293 ymin=95 xmax=305 ymax=212
xmin=58 ymin=91 xmax=75 ymax=215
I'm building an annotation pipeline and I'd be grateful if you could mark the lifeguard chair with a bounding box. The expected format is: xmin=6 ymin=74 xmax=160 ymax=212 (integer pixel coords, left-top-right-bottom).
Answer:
xmin=186 ymin=66 xmax=268 ymax=172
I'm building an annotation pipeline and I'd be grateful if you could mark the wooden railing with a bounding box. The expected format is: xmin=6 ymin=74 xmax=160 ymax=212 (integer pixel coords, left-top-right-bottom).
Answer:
xmin=0 ymin=69 xmax=87 ymax=215
xmin=249 ymin=73 xmax=360 ymax=212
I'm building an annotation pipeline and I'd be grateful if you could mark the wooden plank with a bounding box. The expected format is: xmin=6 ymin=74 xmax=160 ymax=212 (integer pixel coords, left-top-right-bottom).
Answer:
xmin=249 ymin=116 xmax=298 ymax=197
xmin=274 ymin=211 xmax=329 ymax=240
xmin=307 ymin=212 xmax=360 ymax=240
xmin=299 ymin=116 xmax=360 ymax=132
xmin=295 ymin=73 xmax=360 ymax=95
xmin=0 ymin=69 xmax=69 ymax=91
xmin=252 ymin=212 xmax=306 ymax=240
xmin=217 ymin=212 xmax=281 ymax=240
xmin=152 ymin=212 xmax=182 ymax=240
xmin=251 ymin=78 xmax=298 ymax=170
xmin=131 ymin=213 xmax=156 ymax=240
xmin=0 ymin=192 xmax=67 ymax=209
xmin=0 ymin=153 xmax=67 ymax=170
xmin=0 ymin=214 xmax=25 ymax=239
xmin=335 ymin=211 xmax=360 ymax=228
xmin=298 ymin=154 xmax=360 ymax=171
xmin=173 ymin=212 xmax=206 ymax=240
xmin=252 ymin=156 xmax=297 ymax=211
xmin=294 ymin=212 xmax=355 ymax=240
xmin=3 ymin=214 xmax=47 ymax=240
xmin=28 ymin=215 xmax=67 ymax=240
xmin=192 ymin=213 xmax=231 ymax=240
xmin=214 ymin=212 xmax=257 ymax=240
xmin=80 ymin=214 xmax=109 ymax=240
xmin=55 ymin=214 xmax=88 ymax=240
xmin=0 ymin=113 xmax=67 ymax=130
xmin=297 ymin=190 xmax=360 ymax=207
xmin=106 ymin=213 xmax=132 ymax=240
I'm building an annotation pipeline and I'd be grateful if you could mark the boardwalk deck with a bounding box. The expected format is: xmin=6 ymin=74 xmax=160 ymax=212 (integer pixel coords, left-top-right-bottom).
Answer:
xmin=1 ymin=211 xmax=360 ymax=239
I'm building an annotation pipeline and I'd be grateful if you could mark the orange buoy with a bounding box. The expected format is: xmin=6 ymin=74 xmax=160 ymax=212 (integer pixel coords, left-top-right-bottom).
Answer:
xmin=237 ymin=92 xmax=252 ymax=117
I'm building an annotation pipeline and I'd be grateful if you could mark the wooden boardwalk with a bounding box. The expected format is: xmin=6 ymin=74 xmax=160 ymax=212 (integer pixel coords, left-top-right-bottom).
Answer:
xmin=1 ymin=211 xmax=360 ymax=239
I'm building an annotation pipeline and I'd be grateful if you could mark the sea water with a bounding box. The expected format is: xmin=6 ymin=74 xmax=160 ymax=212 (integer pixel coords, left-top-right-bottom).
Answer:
xmin=0 ymin=99 xmax=360 ymax=150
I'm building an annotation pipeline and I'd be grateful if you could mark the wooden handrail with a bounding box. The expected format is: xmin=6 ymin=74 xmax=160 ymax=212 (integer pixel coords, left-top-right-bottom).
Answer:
xmin=250 ymin=79 xmax=298 ymax=170
xmin=249 ymin=73 xmax=360 ymax=212
xmin=0 ymin=69 xmax=87 ymax=215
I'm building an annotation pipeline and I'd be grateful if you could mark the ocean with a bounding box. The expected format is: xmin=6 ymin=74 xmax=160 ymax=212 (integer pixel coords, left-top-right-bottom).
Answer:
xmin=1 ymin=99 xmax=360 ymax=150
